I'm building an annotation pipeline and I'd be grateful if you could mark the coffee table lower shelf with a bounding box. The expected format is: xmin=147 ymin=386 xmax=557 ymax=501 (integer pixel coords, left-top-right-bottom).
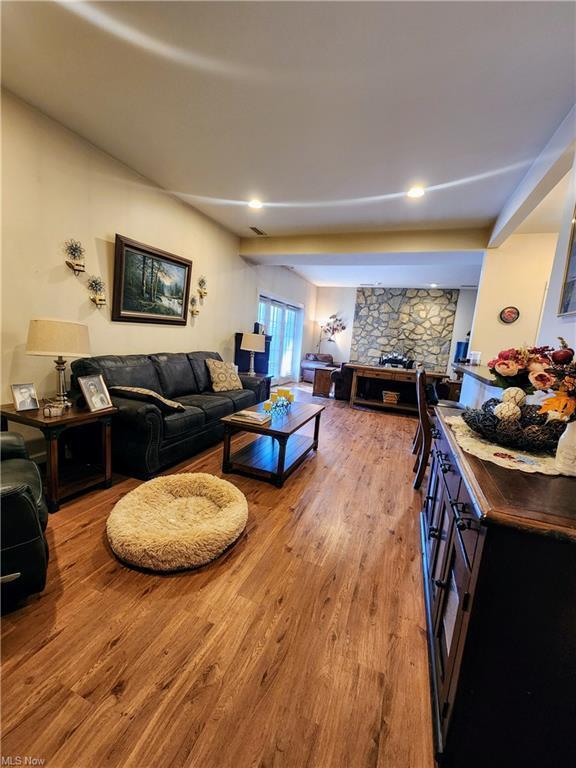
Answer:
xmin=223 ymin=433 xmax=316 ymax=487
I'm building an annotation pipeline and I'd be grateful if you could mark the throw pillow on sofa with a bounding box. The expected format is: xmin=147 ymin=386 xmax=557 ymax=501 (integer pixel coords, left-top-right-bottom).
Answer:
xmin=205 ymin=359 xmax=243 ymax=392
xmin=109 ymin=386 xmax=185 ymax=413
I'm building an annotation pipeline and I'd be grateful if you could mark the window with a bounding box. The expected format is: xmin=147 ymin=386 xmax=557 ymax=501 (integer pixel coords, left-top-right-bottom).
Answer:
xmin=258 ymin=296 xmax=303 ymax=383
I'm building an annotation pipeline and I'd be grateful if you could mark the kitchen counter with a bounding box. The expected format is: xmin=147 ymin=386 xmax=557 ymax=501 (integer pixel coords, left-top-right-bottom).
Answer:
xmin=452 ymin=363 xmax=501 ymax=407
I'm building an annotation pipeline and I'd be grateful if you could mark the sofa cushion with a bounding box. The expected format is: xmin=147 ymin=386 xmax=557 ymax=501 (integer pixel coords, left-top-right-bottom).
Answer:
xmin=109 ymin=386 xmax=185 ymax=414
xmin=162 ymin=407 xmax=206 ymax=440
xmin=73 ymin=355 xmax=162 ymax=391
xmin=206 ymin=359 xmax=243 ymax=392
xmin=202 ymin=389 xmax=256 ymax=409
xmin=187 ymin=352 xmax=223 ymax=393
xmin=150 ymin=353 xmax=199 ymax=398
xmin=175 ymin=394 xmax=234 ymax=422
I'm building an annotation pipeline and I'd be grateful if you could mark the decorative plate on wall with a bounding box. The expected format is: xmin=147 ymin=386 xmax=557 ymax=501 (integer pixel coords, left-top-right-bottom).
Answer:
xmin=499 ymin=306 xmax=520 ymax=324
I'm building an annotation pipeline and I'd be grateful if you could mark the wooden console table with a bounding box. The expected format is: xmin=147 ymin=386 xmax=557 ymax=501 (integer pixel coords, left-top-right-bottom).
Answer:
xmin=1 ymin=403 xmax=117 ymax=512
xmin=347 ymin=363 xmax=445 ymax=412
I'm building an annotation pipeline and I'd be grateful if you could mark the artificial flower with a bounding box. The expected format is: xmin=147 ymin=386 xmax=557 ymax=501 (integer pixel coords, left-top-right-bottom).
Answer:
xmin=527 ymin=359 xmax=547 ymax=373
xmin=494 ymin=360 xmax=519 ymax=377
xmin=539 ymin=393 xmax=576 ymax=419
xmin=528 ymin=370 xmax=556 ymax=390
xmin=497 ymin=348 xmax=517 ymax=361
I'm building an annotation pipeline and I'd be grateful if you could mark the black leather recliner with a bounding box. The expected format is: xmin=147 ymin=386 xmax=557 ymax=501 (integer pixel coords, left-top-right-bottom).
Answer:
xmin=1 ymin=432 xmax=49 ymax=609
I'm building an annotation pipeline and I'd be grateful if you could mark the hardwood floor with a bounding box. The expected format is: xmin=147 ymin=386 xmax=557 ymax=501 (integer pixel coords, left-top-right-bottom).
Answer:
xmin=1 ymin=392 xmax=434 ymax=768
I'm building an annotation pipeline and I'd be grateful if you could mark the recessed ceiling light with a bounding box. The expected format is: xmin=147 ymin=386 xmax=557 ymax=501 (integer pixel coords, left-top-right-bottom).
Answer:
xmin=407 ymin=186 xmax=426 ymax=199
xmin=248 ymin=199 xmax=263 ymax=209
xmin=430 ymin=283 xmax=438 ymax=288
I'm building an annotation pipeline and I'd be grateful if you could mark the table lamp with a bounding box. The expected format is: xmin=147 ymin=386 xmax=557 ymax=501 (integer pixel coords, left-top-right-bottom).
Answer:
xmin=240 ymin=332 xmax=265 ymax=376
xmin=26 ymin=318 xmax=91 ymax=407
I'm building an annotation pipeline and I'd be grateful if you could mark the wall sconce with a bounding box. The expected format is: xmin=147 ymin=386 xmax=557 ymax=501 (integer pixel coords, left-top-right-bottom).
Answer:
xmin=64 ymin=239 xmax=86 ymax=275
xmin=197 ymin=275 xmax=208 ymax=299
xmin=87 ymin=275 xmax=107 ymax=307
xmin=189 ymin=295 xmax=200 ymax=317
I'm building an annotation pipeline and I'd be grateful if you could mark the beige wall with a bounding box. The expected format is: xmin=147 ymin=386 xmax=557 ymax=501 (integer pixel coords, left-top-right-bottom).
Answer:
xmin=1 ymin=92 xmax=316 ymax=404
xmin=469 ymin=234 xmax=557 ymax=361
xmin=537 ymin=169 xmax=576 ymax=346
xmin=314 ymin=287 xmax=356 ymax=362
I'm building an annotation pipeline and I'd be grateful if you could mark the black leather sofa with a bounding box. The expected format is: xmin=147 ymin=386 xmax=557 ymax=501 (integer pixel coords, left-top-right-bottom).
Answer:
xmin=71 ymin=351 xmax=264 ymax=478
xmin=1 ymin=433 xmax=49 ymax=609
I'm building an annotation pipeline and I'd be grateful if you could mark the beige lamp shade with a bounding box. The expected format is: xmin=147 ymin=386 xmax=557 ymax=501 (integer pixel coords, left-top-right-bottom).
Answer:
xmin=26 ymin=318 xmax=91 ymax=358
xmin=240 ymin=332 xmax=266 ymax=353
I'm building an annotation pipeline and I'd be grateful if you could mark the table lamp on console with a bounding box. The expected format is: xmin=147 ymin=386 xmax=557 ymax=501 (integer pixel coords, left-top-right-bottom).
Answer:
xmin=240 ymin=332 xmax=266 ymax=376
xmin=26 ymin=318 xmax=91 ymax=407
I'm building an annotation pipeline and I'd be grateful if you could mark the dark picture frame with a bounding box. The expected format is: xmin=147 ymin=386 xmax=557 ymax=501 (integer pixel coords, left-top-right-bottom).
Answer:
xmin=558 ymin=207 xmax=576 ymax=317
xmin=112 ymin=235 xmax=192 ymax=325
xmin=78 ymin=374 xmax=113 ymax=412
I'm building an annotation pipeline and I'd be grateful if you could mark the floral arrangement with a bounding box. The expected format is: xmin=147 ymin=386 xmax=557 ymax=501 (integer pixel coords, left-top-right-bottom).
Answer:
xmin=263 ymin=388 xmax=295 ymax=413
xmin=322 ymin=314 xmax=346 ymax=342
xmin=487 ymin=338 xmax=575 ymax=420
xmin=487 ymin=345 xmax=553 ymax=392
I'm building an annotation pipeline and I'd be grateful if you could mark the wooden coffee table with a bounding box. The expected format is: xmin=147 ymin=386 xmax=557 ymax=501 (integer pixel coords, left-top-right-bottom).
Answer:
xmin=221 ymin=402 xmax=324 ymax=487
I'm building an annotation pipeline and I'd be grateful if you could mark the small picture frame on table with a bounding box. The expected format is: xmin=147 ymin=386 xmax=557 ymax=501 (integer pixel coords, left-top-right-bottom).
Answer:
xmin=11 ymin=383 xmax=39 ymax=411
xmin=79 ymin=374 xmax=113 ymax=412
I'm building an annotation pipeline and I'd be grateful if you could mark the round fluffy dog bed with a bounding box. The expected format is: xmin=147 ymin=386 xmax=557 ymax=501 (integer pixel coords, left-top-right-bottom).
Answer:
xmin=106 ymin=473 xmax=248 ymax=571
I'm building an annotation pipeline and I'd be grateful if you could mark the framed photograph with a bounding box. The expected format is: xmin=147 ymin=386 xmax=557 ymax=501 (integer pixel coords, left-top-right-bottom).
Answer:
xmin=499 ymin=306 xmax=520 ymax=324
xmin=558 ymin=208 xmax=576 ymax=317
xmin=78 ymin=374 xmax=113 ymax=412
xmin=11 ymin=383 xmax=39 ymax=411
xmin=112 ymin=234 xmax=192 ymax=325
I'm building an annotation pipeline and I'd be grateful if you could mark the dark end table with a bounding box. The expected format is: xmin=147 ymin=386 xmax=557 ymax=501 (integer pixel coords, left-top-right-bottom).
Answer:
xmin=221 ymin=402 xmax=324 ymax=487
xmin=1 ymin=403 xmax=117 ymax=512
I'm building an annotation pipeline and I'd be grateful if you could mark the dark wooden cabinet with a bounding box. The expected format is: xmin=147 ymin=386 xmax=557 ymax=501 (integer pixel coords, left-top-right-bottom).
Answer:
xmin=421 ymin=409 xmax=576 ymax=767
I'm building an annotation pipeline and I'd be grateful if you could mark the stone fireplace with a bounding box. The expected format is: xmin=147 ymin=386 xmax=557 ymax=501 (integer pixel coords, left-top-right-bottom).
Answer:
xmin=350 ymin=287 xmax=459 ymax=370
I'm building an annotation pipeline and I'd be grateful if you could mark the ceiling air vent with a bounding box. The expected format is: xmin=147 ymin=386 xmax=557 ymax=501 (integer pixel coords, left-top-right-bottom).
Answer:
xmin=249 ymin=226 xmax=268 ymax=236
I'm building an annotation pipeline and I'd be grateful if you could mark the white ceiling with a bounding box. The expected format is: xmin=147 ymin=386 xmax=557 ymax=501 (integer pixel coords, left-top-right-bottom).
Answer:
xmin=292 ymin=251 xmax=483 ymax=288
xmin=2 ymin=1 xmax=575 ymax=238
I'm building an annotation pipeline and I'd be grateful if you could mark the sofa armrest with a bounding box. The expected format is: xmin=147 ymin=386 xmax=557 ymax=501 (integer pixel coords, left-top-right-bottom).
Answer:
xmin=111 ymin=396 xmax=163 ymax=427
xmin=238 ymin=375 xmax=271 ymax=403
xmin=0 ymin=433 xmax=29 ymax=462
xmin=109 ymin=395 xmax=163 ymax=477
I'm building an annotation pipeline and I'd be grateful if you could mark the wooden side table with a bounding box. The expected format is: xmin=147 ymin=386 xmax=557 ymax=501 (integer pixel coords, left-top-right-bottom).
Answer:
xmin=312 ymin=367 xmax=336 ymax=397
xmin=0 ymin=403 xmax=117 ymax=512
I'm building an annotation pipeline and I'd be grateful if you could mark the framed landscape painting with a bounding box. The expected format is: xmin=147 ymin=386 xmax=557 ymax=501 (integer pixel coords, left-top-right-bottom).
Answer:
xmin=112 ymin=235 xmax=192 ymax=325
xmin=559 ymin=208 xmax=576 ymax=317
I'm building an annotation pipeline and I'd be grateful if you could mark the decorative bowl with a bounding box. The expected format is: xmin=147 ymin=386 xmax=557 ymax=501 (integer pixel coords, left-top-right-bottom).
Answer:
xmin=462 ymin=398 xmax=567 ymax=455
